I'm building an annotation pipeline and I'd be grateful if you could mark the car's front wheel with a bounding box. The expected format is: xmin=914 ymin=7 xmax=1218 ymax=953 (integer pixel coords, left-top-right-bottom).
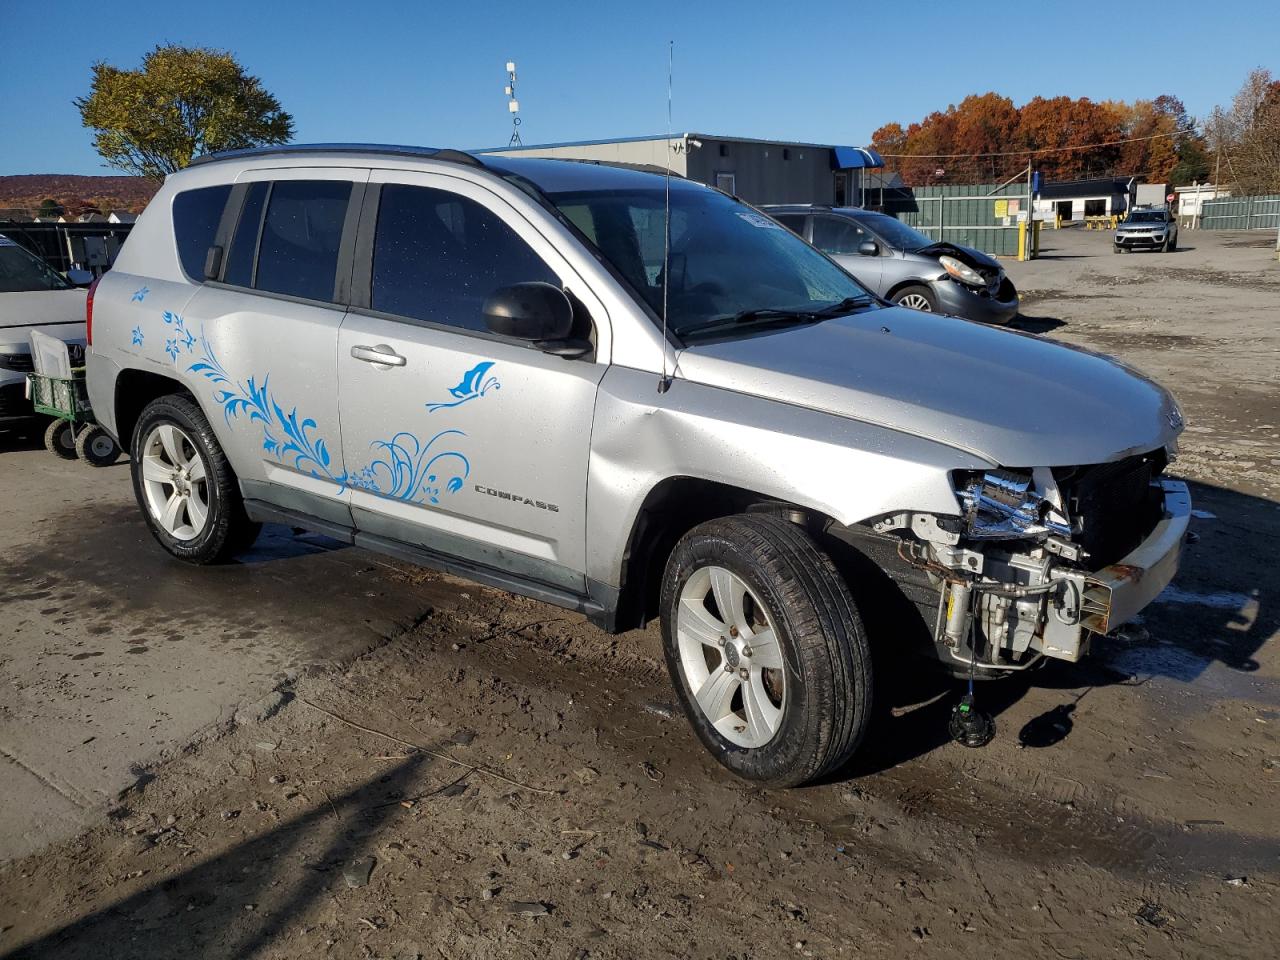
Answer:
xmin=130 ymin=394 xmax=260 ymax=564
xmin=891 ymin=285 xmax=937 ymax=312
xmin=660 ymin=514 xmax=872 ymax=787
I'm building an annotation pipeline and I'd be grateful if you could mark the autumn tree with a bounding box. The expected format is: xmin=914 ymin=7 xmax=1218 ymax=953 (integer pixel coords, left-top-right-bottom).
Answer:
xmin=76 ymin=45 xmax=293 ymax=181
xmin=1208 ymin=68 xmax=1280 ymax=194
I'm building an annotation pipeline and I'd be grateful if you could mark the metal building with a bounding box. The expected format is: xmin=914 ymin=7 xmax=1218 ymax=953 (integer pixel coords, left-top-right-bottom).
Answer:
xmin=480 ymin=133 xmax=884 ymax=207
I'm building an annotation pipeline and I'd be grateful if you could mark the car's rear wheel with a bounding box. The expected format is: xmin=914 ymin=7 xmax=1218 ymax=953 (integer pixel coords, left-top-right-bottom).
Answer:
xmin=43 ymin=419 xmax=77 ymax=460
xmin=660 ymin=514 xmax=872 ymax=787
xmin=891 ymin=285 xmax=937 ymax=313
xmin=130 ymin=394 xmax=260 ymax=564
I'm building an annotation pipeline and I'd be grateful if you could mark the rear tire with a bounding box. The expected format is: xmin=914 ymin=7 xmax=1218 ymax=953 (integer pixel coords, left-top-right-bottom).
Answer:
xmin=75 ymin=425 xmax=121 ymax=466
xmin=130 ymin=394 xmax=260 ymax=564
xmin=660 ymin=514 xmax=872 ymax=787
xmin=44 ymin=419 xmax=77 ymax=460
xmin=891 ymin=285 xmax=937 ymax=313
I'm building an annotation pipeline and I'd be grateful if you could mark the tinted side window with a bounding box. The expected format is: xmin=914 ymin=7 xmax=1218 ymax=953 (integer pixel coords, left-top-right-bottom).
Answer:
xmin=172 ymin=185 xmax=232 ymax=281
xmin=771 ymin=214 xmax=807 ymax=238
xmin=812 ymin=216 xmax=868 ymax=255
xmin=223 ymin=182 xmax=269 ymax=288
xmin=371 ymin=184 xmax=556 ymax=332
xmin=254 ymin=180 xmax=352 ymax=302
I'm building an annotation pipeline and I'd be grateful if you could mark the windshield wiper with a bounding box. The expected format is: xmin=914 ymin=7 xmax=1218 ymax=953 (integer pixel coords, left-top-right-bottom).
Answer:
xmin=680 ymin=297 xmax=874 ymax=340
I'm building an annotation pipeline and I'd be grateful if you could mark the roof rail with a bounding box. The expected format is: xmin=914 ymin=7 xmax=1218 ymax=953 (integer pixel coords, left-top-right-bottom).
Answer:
xmin=188 ymin=143 xmax=487 ymax=168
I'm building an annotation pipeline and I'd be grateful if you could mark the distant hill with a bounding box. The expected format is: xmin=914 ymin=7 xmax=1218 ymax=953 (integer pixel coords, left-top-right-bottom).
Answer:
xmin=0 ymin=174 xmax=159 ymax=218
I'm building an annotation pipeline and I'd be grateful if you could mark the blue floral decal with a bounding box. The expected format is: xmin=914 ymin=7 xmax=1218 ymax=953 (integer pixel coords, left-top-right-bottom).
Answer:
xmin=131 ymin=326 xmax=145 ymax=347
xmin=186 ymin=324 xmax=489 ymax=505
xmin=131 ymin=286 xmax=149 ymax=302
xmin=344 ymin=430 xmax=470 ymax=505
xmin=164 ymin=337 xmax=180 ymax=361
xmin=188 ymin=329 xmax=341 ymax=483
xmin=425 ymin=361 xmax=500 ymax=412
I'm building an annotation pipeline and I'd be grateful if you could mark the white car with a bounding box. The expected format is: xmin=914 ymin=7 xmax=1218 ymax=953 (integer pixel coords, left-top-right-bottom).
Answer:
xmin=0 ymin=235 xmax=90 ymax=428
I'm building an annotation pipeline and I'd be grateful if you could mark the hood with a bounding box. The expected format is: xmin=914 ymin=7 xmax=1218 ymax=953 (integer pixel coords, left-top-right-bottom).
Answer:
xmin=0 ymin=289 xmax=87 ymax=331
xmin=676 ymin=308 xmax=1180 ymax=467
xmin=1117 ymin=221 xmax=1166 ymax=232
xmin=916 ymin=241 xmax=1002 ymax=273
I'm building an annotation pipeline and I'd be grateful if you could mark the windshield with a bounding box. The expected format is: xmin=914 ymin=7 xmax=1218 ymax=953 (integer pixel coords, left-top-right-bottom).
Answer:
xmin=1126 ymin=211 xmax=1165 ymax=223
xmin=544 ymin=184 xmax=874 ymax=339
xmin=856 ymin=213 xmax=936 ymax=252
xmin=0 ymin=240 xmax=72 ymax=293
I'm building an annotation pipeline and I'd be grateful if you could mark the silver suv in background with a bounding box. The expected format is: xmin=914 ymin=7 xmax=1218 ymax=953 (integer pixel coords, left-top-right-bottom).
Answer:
xmin=764 ymin=205 xmax=1019 ymax=324
xmin=1115 ymin=207 xmax=1178 ymax=252
xmin=87 ymin=145 xmax=1189 ymax=786
xmin=0 ymin=235 xmax=91 ymax=426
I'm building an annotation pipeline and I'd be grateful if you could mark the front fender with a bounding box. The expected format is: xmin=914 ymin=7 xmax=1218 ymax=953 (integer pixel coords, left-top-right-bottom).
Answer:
xmin=585 ymin=366 xmax=992 ymax=587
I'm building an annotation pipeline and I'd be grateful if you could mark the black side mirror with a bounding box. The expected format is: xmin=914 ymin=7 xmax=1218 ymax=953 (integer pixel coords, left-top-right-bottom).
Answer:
xmin=858 ymin=240 xmax=879 ymax=256
xmin=483 ymin=281 xmax=574 ymax=341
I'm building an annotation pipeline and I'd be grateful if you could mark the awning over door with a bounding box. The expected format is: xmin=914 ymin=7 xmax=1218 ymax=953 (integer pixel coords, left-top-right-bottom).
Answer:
xmin=832 ymin=146 xmax=884 ymax=170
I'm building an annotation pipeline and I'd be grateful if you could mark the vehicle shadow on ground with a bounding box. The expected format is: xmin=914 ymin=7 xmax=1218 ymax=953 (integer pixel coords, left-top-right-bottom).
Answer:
xmin=838 ymin=479 xmax=1278 ymax=778
xmin=2 ymin=753 xmax=430 ymax=960
xmin=1008 ymin=313 xmax=1066 ymax=334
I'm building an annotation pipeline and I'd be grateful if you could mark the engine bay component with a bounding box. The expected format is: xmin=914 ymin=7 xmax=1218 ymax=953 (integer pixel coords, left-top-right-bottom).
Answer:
xmin=957 ymin=470 xmax=1072 ymax=540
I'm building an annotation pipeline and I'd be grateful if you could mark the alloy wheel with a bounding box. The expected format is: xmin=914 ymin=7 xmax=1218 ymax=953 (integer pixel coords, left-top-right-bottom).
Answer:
xmin=140 ymin=422 xmax=210 ymax=540
xmin=897 ymin=293 xmax=933 ymax=311
xmin=676 ymin=565 xmax=787 ymax=748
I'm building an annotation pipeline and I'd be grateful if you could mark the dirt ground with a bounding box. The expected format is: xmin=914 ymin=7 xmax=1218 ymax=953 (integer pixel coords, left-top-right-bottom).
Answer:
xmin=1 ymin=227 xmax=1278 ymax=960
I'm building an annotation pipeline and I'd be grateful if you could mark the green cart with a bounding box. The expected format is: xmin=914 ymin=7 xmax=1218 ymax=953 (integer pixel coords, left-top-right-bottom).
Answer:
xmin=27 ymin=369 xmax=121 ymax=466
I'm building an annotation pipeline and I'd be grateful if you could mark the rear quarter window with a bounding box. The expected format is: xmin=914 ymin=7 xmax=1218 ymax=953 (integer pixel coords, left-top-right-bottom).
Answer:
xmin=172 ymin=185 xmax=232 ymax=281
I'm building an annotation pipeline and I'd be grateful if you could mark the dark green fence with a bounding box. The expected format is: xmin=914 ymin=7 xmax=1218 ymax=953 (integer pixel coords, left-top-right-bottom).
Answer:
xmin=871 ymin=183 xmax=1031 ymax=256
xmin=1200 ymin=194 xmax=1280 ymax=230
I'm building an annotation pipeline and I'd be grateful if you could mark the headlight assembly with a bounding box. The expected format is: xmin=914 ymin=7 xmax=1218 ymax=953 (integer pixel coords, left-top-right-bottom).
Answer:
xmin=939 ymin=255 xmax=986 ymax=287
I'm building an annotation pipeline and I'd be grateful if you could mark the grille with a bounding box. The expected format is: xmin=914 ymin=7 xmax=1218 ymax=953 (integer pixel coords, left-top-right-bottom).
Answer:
xmin=0 ymin=382 xmax=32 ymax=420
xmin=0 ymin=352 xmax=34 ymax=372
xmin=1058 ymin=453 xmax=1165 ymax=568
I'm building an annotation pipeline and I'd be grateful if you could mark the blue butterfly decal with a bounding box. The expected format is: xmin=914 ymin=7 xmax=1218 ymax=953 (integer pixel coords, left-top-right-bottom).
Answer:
xmin=426 ymin=361 xmax=500 ymax=412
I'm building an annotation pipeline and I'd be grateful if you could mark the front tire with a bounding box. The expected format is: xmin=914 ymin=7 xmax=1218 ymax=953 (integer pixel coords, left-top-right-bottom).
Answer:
xmin=660 ymin=514 xmax=872 ymax=787
xmin=891 ymin=285 xmax=937 ymax=313
xmin=130 ymin=394 xmax=260 ymax=564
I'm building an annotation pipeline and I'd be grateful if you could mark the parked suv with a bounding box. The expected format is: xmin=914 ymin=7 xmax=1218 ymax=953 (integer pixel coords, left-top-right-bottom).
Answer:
xmin=1114 ymin=207 xmax=1178 ymax=252
xmin=88 ymin=146 xmax=1189 ymax=786
xmin=764 ymin=205 xmax=1019 ymax=324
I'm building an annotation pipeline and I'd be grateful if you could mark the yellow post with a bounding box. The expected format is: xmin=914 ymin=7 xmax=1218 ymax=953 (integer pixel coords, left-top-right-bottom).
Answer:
xmin=1017 ymin=220 xmax=1027 ymax=261
xmin=1055 ymin=212 xmax=1062 ymax=229
xmin=1032 ymin=220 xmax=1041 ymax=257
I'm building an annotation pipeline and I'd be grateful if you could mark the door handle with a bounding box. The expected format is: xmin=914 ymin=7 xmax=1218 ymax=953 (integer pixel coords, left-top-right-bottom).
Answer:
xmin=350 ymin=344 xmax=406 ymax=367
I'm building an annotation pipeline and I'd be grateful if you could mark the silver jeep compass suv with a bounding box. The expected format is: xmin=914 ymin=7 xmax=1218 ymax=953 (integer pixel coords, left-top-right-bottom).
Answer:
xmin=87 ymin=145 xmax=1190 ymax=786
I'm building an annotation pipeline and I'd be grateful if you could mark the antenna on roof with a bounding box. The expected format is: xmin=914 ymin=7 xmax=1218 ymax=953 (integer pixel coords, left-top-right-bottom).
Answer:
xmin=657 ymin=40 xmax=673 ymax=395
xmin=504 ymin=61 xmax=522 ymax=147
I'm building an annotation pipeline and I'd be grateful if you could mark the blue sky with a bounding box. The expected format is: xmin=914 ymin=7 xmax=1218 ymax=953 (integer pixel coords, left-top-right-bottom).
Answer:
xmin=1 ymin=0 xmax=1276 ymax=176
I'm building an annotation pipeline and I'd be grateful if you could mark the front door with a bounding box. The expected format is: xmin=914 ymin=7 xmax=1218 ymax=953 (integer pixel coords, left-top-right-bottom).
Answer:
xmin=812 ymin=214 xmax=884 ymax=294
xmin=336 ymin=170 xmax=608 ymax=591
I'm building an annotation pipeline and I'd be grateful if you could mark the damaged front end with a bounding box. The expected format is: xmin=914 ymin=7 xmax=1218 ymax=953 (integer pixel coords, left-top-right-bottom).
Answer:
xmin=868 ymin=452 xmax=1191 ymax=674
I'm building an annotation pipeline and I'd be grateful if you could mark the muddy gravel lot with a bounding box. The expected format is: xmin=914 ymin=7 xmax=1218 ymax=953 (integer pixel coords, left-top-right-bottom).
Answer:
xmin=1 ymin=227 xmax=1277 ymax=959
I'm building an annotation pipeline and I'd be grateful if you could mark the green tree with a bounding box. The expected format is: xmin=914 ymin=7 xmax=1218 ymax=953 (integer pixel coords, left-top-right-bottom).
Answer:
xmin=37 ymin=198 xmax=64 ymax=219
xmin=75 ymin=44 xmax=293 ymax=180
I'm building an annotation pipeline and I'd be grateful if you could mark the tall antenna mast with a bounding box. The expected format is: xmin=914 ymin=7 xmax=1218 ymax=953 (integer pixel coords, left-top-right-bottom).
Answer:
xmin=658 ymin=40 xmax=673 ymax=394
xmin=504 ymin=61 xmax=522 ymax=147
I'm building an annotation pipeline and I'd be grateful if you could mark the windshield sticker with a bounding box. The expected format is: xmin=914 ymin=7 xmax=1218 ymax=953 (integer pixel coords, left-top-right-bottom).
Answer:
xmin=735 ymin=211 xmax=784 ymax=230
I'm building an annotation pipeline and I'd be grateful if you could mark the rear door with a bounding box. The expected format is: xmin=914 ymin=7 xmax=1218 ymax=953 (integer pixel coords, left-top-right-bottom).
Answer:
xmin=336 ymin=170 xmax=609 ymax=590
xmin=178 ymin=168 xmax=367 ymax=527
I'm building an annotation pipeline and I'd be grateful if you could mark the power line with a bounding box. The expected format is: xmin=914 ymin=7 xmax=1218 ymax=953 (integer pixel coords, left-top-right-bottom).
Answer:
xmin=879 ymin=130 xmax=1177 ymax=160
